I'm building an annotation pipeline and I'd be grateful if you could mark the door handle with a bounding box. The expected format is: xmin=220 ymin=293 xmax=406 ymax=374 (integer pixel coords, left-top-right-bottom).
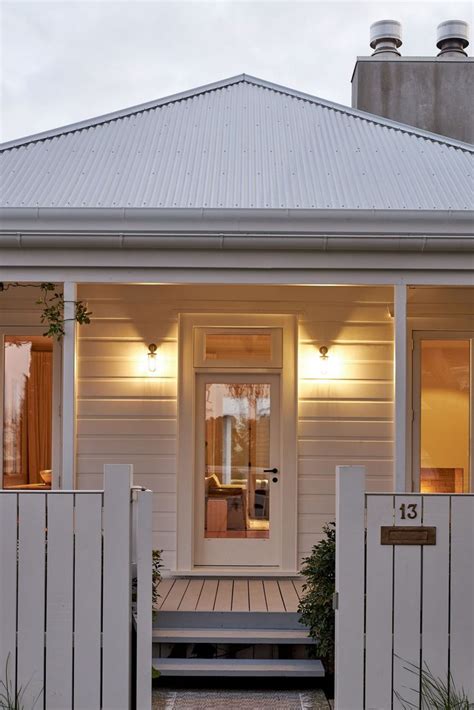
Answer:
xmin=263 ymin=468 xmax=278 ymax=474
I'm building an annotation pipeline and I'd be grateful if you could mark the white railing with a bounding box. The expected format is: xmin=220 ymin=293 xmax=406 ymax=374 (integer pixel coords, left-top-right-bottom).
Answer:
xmin=0 ymin=464 xmax=152 ymax=710
xmin=335 ymin=465 xmax=474 ymax=710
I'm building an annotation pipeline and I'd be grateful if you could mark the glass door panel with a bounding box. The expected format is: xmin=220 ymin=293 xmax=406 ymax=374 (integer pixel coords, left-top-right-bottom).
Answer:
xmin=419 ymin=339 xmax=471 ymax=493
xmin=195 ymin=373 xmax=280 ymax=567
xmin=205 ymin=382 xmax=271 ymax=539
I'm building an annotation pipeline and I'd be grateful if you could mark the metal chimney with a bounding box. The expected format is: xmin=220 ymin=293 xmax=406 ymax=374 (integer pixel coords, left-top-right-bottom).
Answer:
xmin=370 ymin=20 xmax=402 ymax=56
xmin=436 ymin=20 xmax=469 ymax=56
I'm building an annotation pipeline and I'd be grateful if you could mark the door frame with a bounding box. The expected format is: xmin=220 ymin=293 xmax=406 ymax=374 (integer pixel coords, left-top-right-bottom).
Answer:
xmin=176 ymin=313 xmax=298 ymax=575
xmin=412 ymin=330 xmax=474 ymax=493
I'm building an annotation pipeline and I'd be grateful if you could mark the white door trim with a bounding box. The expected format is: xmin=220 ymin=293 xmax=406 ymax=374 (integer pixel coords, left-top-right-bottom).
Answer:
xmin=176 ymin=313 xmax=298 ymax=574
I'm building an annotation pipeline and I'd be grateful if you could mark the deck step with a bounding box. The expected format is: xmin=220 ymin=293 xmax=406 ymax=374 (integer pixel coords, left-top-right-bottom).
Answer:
xmin=153 ymin=627 xmax=315 ymax=644
xmin=153 ymin=657 xmax=325 ymax=677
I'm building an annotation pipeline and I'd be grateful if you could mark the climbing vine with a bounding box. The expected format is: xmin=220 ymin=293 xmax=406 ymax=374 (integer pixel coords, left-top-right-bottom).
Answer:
xmin=0 ymin=282 xmax=92 ymax=340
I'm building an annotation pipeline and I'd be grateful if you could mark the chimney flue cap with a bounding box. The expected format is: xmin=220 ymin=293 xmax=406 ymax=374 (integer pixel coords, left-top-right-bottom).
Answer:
xmin=370 ymin=20 xmax=402 ymax=55
xmin=437 ymin=20 xmax=469 ymax=56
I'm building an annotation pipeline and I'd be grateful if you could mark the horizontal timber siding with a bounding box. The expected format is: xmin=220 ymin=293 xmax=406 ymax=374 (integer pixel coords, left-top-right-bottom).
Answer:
xmin=76 ymin=284 xmax=395 ymax=571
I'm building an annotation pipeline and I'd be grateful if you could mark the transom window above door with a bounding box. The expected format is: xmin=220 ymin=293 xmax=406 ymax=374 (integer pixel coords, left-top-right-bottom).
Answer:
xmin=194 ymin=328 xmax=282 ymax=368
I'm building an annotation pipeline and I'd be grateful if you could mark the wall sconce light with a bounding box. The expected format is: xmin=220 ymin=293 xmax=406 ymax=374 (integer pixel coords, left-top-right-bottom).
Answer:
xmin=147 ymin=343 xmax=158 ymax=373
xmin=318 ymin=345 xmax=330 ymax=377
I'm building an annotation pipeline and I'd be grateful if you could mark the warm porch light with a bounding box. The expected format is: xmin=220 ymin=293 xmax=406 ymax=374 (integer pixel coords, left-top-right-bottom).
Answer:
xmin=147 ymin=343 xmax=158 ymax=373
xmin=318 ymin=346 xmax=330 ymax=377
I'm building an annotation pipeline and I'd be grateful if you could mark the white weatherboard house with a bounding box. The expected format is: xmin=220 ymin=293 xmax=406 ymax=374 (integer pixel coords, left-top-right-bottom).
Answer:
xmin=1 ymin=22 xmax=473 ymax=678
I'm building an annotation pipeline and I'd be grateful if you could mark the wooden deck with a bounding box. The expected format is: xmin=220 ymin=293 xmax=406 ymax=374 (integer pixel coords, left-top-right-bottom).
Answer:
xmin=156 ymin=577 xmax=305 ymax=613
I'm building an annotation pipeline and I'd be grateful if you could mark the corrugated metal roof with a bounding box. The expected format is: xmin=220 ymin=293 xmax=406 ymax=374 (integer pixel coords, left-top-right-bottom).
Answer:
xmin=1 ymin=74 xmax=472 ymax=211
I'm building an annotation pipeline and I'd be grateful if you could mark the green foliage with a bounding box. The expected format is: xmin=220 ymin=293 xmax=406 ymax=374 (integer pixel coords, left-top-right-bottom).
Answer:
xmin=0 ymin=282 xmax=92 ymax=340
xmin=36 ymin=283 xmax=92 ymax=339
xmin=298 ymin=521 xmax=336 ymax=674
xmin=396 ymin=659 xmax=474 ymax=709
xmin=152 ymin=549 xmax=163 ymax=609
xmin=0 ymin=654 xmax=42 ymax=710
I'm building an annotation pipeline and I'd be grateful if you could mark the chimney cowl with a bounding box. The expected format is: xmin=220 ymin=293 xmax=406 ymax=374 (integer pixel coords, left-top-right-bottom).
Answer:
xmin=370 ymin=20 xmax=402 ymax=56
xmin=437 ymin=20 xmax=469 ymax=56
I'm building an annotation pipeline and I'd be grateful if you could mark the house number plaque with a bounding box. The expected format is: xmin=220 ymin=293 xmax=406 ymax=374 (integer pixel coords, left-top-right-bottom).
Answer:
xmin=380 ymin=526 xmax=437 ymax=545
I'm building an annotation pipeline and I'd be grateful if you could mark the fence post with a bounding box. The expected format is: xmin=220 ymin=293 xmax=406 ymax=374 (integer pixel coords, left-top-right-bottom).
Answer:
xmin=135 ymin=489 xmax=153 ymax=710
xmin=103 ymin=464 xmax=133 ymax=710
xmin=335 ymin=465 xmax=366 ymax=710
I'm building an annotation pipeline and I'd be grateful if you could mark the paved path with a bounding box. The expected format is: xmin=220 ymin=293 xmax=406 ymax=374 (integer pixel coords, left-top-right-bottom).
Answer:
xmin=152 ymin=688 xmax=330 ymax=709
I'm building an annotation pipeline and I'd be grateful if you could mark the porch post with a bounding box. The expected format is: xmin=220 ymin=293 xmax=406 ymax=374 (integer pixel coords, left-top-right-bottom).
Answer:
xmin=394 ymin=284 xmax=408 ymax=491
xmin=61 ymin=282 xmax=77 ymax=489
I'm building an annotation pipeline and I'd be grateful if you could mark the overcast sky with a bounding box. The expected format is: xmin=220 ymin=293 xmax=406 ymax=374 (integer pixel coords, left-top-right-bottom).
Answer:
xmin=1 ymin=0 xmax=472 ymax=143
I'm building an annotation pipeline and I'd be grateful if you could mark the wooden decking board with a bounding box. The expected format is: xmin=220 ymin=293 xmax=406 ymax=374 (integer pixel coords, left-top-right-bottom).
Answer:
xmin=293 ymin=578 xmax=305 ymax=600
xmin=179 ymin=579 xmax=204 ymax=612
xmin=213 ymin=579 xmax=233 ymax=611
xmin=278 ymin=580 xmax=300 ymax=612
xmin=232 ymin=580 xmax=250 ymax=612
xmin=249 ymin=580 xmax=267 ymax=612
xmin=155 ymin=578 xmax=175 ymax=611
xmin=156 ymin=577 xmax=304 ymax=613
xmin=195 ymin=579 xmax=218 ymax=612
xmin=160 ymin=579 xmax=189 ymax=612
xmin=263 ymin=580 xmax=285 ymax=612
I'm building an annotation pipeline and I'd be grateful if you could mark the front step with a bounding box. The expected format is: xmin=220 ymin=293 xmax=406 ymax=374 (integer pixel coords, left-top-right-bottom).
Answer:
xmin=153 ymin=627 xmax=316 ymax=644
xmin=154 ymin=658 xmax=325 ymax=677
xmin=152 ymin=578 xmax=322 ymax=678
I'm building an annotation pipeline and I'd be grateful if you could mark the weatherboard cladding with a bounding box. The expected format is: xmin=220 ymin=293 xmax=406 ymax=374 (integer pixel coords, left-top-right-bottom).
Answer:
xmin=1 ymin=75 xmax=472 ymax=211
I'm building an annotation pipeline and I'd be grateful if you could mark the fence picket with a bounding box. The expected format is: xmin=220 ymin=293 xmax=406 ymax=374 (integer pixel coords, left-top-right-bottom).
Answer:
xmin=74 ymin=493 xmax=103 ymax=710
xmin=335 ymin=465 xmax=366 ymax=710
xmin=17 ymin=494 xmax=46 ymax=708
xmin=392 ymin=495 xmax=422 ymax=710
xmin=365 ymin=495 xmax=394 ymax=710
xmin=450 ymin=496 xmax=474 ymax=697
xmin=0 ymin=494 xmax=17 ymax=685
xmin=103 ymin=464 xmax=133 ymax=710
xmin=46 ymin=494 xmax=74 ymax=708
xmin=135 ymin=490 xmax=153 ymax=710
xmin=421 ymin=496 xmax=450 ymax=687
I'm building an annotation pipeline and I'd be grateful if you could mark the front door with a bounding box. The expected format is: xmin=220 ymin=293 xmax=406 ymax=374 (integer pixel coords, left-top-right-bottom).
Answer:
xmin=194 ymin=373 xmax=281 ymax=566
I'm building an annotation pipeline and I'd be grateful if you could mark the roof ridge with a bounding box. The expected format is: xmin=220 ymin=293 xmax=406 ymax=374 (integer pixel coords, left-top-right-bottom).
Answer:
xmin=1 ymin=72 xmax=473 ymax=153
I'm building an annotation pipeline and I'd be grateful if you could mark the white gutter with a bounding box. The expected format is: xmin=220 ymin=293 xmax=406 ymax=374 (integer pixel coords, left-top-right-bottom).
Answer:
xmin=0 ymin=208 xmax=473 ymax=253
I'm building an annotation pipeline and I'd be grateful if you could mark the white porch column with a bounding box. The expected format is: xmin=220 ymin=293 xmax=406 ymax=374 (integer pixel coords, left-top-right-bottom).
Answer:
xmin=394 ymin=284 xmax=408 ymax=491
xmin=61 ymin=282 xmax=77 ymax=489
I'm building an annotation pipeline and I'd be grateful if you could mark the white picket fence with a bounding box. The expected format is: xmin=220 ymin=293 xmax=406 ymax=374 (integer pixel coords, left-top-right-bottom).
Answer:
xmin=0 ymin=464 xmax=152 ymax=710
xmin=335 ymin=465 xmax=474 ymax=710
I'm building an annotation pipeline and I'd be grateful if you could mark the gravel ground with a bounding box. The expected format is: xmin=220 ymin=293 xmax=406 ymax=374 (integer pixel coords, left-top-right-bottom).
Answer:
xmin=152 ymin=687 xmax=331 ymax=709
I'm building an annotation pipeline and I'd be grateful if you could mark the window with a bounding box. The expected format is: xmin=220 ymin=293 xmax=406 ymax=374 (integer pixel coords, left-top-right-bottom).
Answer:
xmin=194 ymin=328 xmax=282 ymax=368
xmin=414 ymin=335 xmax=472 ymax=494
xmin=2 ymin=335 xmax=53 ymax=489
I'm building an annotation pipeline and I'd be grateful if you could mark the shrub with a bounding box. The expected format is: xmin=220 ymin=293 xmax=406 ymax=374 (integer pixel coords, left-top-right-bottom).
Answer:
xmin=298 ymin=522 xmax=336 ymax=674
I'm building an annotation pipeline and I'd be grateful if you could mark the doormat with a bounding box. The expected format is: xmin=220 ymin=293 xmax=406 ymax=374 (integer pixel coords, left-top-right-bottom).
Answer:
xmin=152 ymin=688 xmax=330 ymax=709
